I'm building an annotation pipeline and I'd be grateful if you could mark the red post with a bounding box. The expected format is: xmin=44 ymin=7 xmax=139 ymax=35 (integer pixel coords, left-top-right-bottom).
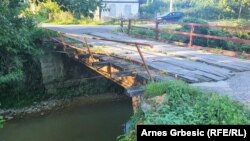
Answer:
xmin=135 ymin=44 xmax=154 ymax=82
xmin=155 ymin=21 xmax=159 ymax=40
xmin=189 ymin=24 xmax=195 ymax=47
xmin=128 ymin=19 xmax=132 ymax=34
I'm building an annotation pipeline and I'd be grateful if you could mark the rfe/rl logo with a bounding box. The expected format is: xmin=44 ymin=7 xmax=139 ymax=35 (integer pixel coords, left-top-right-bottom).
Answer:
xmin=210 ymin=129 xmax=244 ymax=137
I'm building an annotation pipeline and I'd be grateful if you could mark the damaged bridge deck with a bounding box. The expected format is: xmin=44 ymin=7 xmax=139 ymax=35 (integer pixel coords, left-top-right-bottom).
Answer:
xmin=45 ymin=25 xmax=250 ymax=105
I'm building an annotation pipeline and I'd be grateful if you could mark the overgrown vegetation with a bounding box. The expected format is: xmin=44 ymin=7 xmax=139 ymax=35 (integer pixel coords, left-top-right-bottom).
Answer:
xmin=0 ymin=1 xmax=122 ymax=108
xmin=0 ymin=0 xmax=50 ymax=108
xmin=23 ymin=1 xmax=103 ymax=24
xmin=119 ymin=80 xmax=250 ymax=140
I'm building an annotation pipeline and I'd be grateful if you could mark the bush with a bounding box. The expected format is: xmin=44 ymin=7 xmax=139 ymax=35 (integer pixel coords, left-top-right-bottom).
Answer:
xmin=144 ymin=80 xmax=250 ymax=124
xmin=183 ymin=6 xmax=225 ymax=20
xmin=37 ymin=1 xmax=61 ymax=21
xmin=51 ymin=11 xmax=75 ymax=24
xmin=0 ymin=2 xmax=50 ymax=108
xmin=119 ymin=80 xmax=250 ymax=140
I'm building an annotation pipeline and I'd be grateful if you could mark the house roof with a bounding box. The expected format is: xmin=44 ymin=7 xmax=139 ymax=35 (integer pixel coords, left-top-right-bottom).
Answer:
xmin=102 ymin=0 xmax=139 ymax=3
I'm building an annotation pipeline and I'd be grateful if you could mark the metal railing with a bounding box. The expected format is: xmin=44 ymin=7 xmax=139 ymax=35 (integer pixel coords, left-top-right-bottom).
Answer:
xmin=52 ymin=32 xmax=154 ymax=81
xmin=120 ymin=19 xmax=250 ymax=47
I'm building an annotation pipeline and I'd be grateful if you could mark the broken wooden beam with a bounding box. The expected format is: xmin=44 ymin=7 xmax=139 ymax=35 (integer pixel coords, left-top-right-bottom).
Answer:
xmin=126 ymin=87 xmax=144 ymax=96
xmin=92 ymin=62 xmax=110 ymax=67
xmin=65 ymin=48 xmax=76 ymax=52
xmin=112 ymin=71 xmax=137 ymax=78
xmin=78 ymin=54 xmax=90 ymax=59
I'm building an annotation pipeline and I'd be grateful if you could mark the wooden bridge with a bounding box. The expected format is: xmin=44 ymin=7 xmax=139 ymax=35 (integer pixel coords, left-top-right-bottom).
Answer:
xmin=44 ymin=23 xmax=250 ymax=106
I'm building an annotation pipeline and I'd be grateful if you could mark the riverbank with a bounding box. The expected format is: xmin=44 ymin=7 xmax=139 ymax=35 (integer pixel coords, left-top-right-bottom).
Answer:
xmin=0 ymin=93 xmax=129 ymax=121
xmin=118 ymin=80 xmax=250 ymax=140
xmin=0 ymin=95 xmax=132 ymax=141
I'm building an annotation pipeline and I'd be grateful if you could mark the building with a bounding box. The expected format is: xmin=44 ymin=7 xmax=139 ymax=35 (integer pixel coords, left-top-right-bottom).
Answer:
xmin=99 ymin=0 xmax=139 ymax=20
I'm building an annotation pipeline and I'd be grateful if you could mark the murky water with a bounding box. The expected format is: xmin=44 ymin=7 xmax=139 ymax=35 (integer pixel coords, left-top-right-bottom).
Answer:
xmin=0 ymin=99 xmax=132 ymax=141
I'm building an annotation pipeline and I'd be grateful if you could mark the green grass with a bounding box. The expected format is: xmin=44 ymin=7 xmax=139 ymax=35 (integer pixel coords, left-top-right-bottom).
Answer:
xmin=46 ymin=18 xmax=103 ymax=25
xmin=118 ymin=80 xmax=250 ymax=140
xmin=0 ymin=116 xmax=4 ymax=128
xmin=144 ymin=80 xmax=250 ymax=124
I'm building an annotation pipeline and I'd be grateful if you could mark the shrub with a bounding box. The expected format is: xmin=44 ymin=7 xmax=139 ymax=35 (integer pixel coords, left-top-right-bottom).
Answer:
xmin=0 ymin=2 xmax=50 ymax=108
xmin=119 ymin=80 xmax=250 ymax=140
xmin=144 ymin=80 xmax=250 ymax=124
xmin=51 ymin=11 xmax=75 ymax=24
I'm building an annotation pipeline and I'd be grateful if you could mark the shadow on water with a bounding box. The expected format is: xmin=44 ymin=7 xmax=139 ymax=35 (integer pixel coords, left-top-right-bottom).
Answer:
xmin=0 ymin=98 xmax=133 ymax=141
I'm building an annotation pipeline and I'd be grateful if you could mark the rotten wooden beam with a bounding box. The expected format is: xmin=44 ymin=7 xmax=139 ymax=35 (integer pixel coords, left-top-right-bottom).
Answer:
xmin=92 ymin=62 xmax=110 ymax=67
xmin=112 ymin=71 xmax=137 ymax=78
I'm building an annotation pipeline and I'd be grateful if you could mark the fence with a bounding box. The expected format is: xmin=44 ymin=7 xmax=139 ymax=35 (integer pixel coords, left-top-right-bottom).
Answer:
xmin=120 ymin=19 xmax=250 ymax=48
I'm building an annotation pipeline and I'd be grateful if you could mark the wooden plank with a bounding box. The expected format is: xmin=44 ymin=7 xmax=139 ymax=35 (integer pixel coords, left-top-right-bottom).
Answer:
xmin=174 ymin=54 xmax=248 ymax=72
xmin=126 ymin=87 xmax=144 ymax=97
xmin=149 ymin=62 xmax=208 ymax=83
xmin=78 ymin=54 xmax=90 ymax=59
xmin=190 ymin=54 xmax=250 ymax=71
xmin=152 ymin=57 xmax=231 ymax=79
xmin=192 ymin=70 xmax=226 ymax=81
xmin=112 ymin=71 xmax=137 ymax=77
xmin=92 ymin=62 xmax=110 ymax=67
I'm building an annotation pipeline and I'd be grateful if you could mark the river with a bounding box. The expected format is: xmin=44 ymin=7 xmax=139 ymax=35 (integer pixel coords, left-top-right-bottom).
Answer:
xmin=0 ymin=97 xmax=133 ymax=141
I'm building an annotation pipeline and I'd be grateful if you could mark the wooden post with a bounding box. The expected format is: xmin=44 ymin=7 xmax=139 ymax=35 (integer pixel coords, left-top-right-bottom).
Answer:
xmin=108 ymin=63 xmax=112 ymax=78
xmin=83 ymin=37 xmax=93 ymax=64
xmin=120 ymin=19 xmax=124 ymax=32
xmin=128 ymin=19 xmax=132 ymax=34
xmin=189 ymin=24 xmax=195 ymax=47
xmin=155 ymin=21 xmax=159 ymax=40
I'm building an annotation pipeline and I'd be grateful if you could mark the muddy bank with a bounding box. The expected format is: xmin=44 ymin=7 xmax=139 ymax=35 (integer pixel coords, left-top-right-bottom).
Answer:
xmin=0 ymin=93 xmax=129 ymax=121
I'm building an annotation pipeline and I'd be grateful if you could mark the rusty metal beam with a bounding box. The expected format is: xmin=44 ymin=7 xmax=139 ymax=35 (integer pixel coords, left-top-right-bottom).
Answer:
xmin=159 ymin=29 xmax=250 ymax=44
xmin=164 ymin=21 xmax=250 ymax=31
xmin=135 ymin=44 xmax=154 ymax=82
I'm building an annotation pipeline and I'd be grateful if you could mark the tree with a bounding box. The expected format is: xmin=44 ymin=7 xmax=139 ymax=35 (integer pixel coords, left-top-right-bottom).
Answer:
xmin=0 ymin=0 xmax=46 ymax=107
xmin=140 ymin=0 xmax=168 ymax=19
xmin=56 ymin=0 xmax=101 ymax=18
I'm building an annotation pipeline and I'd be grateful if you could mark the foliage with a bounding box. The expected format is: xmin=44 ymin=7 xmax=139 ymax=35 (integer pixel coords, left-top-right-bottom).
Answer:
xmin=0 ymin=1 xmax=49 ymax=108
xmin=56 ymin=0 xmax=100 ymax=19
xmin=140 ymin=0 xmax=168 ymax=19
xmin=51 ymin=17 xmax=103 ymax=25
xmin=140 ymin=0 xmax=250 ymax=20
xmin=119 ymin=80 xmax=250 ymax=140
xmin=144 ymin=80 xmax=250 ymax=124
xmin=0 ymin=116 xmax=4 ymax=128
xmin=25 ymin=1 xmax=103 ymax=24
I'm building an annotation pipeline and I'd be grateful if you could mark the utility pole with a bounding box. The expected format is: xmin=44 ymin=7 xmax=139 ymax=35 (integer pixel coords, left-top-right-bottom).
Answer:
xmin=170 ymin=0 xmax=173 ymax=12
xmin=238 ymin=0 xmax=243 ymax=20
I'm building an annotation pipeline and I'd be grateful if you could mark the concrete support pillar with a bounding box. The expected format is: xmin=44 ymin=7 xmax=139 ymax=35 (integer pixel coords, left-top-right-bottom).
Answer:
xmin=132 ymin=96 xmax=140 ymax=112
